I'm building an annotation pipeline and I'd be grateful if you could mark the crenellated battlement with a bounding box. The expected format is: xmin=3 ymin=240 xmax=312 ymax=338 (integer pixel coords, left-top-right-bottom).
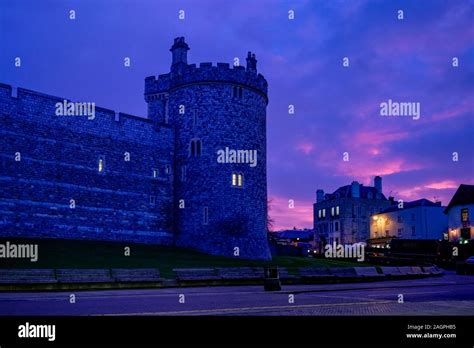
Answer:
xmin=145 ymin=62 xmax=268 ymax=98
xmin=0 ymin=83 xmax=155 ymax=125
xmin=145 ymin=37 xmax=267 ymax=100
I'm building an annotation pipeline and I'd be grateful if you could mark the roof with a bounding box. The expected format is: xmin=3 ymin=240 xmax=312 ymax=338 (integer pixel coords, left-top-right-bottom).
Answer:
xmin=329 ymin=185 xmax=387 ymax=200
xmin=380 ymin=199 xmax=443 ymax=214
xmin=444 ymin=184 xmax=474 ymax=213
xmin=272 ymin=230 xmax=313 ymax=239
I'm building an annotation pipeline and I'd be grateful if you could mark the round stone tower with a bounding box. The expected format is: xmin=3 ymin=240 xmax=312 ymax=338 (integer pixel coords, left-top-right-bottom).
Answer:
xmin=145 ymin=37 xmax=271 ymax=260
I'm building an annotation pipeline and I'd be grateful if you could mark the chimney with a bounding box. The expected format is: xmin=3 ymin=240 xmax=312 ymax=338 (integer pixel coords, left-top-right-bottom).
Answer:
xmin=351 ymin=181 xmax=360 ymax=198
xmin=316 ymin=189 xmax=324 ymax=203
xmin=374 ymin=176 xmax=382 ymax=194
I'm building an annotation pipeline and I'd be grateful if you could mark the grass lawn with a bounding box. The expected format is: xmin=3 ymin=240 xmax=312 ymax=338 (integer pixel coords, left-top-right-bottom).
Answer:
xmin=0 ymin=238 xmax=370 ymax=279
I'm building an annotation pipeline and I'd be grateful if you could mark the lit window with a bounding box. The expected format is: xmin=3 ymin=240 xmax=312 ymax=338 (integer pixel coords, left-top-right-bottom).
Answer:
xmin=318 ymin=209 xmax=322 ymax=219
xmin=331 ymin=207 xmax=335 ymax=216
xmin=232 ymin=173 xmax=243 ymax=187
xmin=165 ymin=164 xmax=171 ymax=174
xmin=203 ymin=207 xmax=209 ymax=225
xmin=336 ymin=206 xmax=340 ymax=215
xmin=322 ymin=209 xmax=326 ymax=218
xmin=153 ymin=168 xmax=158 ymax=178
xmin=98 ymin=157 xmax=105 ymax=173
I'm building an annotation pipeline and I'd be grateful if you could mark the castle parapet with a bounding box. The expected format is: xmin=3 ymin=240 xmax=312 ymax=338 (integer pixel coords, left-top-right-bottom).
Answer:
xmin=144 ymin=62 xmax=268 ymax=101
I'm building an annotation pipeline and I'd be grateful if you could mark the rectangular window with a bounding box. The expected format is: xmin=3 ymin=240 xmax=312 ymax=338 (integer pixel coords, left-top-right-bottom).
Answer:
xmin=232 ymin=173 xmax=237 ymax=186
xmin=153 ymin=168 xmax=158 ymax=179
xmin=334 ymin=221 xmax=339 ymax=232
xmin=98 ymin=156 xmax=105 ymax=173
xmin=461 ymin=208 xmax=469 ymax=223
xmin=411 ymin=226 xmax=416 ymax=236
xmin=149 ymin=195 xmax=156 ymax=207
xmin=331 ymin=207 xmax=335 ymax=216
xmin=336 ymin=206 xmax=340 ymax=216
xmin=203 ymin=207 xmax=209 ymax=225
xmin=181 ymin=166 xmax=187 ymax=182
xmin=318 ymin=209 xmax=322 ymax=219
xmin=165 ymin=164 xmax=171 ymax=175
xmin=322 ymin=209 xmax=326 ymax=218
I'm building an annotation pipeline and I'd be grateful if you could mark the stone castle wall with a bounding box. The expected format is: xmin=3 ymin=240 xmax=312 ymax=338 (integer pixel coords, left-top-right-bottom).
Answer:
xmin=0 ymin=37 xmax=272 ymax=260
xmin=0 ymin=84 xmax=174 ymax=245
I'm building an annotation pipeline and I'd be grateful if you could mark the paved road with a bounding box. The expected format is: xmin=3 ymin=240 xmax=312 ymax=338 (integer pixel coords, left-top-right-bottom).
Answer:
xmin=1 ymin=273 xmax=474 ymax=316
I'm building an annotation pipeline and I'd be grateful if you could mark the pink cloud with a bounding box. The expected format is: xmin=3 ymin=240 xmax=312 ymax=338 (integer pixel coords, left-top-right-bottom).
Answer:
xmin=424 ymin=180 xmax=459 ymax=190
xmin=268 ymin=195 xmax=313 ymax=231
xmin=295 ymin=141 xmax=315 ymax=155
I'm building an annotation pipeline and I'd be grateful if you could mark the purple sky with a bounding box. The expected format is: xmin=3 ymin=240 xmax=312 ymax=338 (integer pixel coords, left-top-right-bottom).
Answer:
xmin=1 ymin=0 xmax=473 ymax=230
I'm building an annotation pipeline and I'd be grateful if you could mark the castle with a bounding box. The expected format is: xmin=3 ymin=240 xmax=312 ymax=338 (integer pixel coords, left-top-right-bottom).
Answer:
xmin=0 ymin=37 xmax=272 ymax=261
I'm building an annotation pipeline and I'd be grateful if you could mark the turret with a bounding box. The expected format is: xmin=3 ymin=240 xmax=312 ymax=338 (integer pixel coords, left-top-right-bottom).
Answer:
xmin=170 ymin=37 xmax=189 ymax=70
xmin=246 ymin=52 xmax=257 ymax=73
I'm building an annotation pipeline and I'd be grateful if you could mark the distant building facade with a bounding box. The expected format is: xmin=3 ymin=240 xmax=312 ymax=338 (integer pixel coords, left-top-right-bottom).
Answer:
xmin=445 ymin=184 xmax=474 ymax=243
xmin=314 ymin=176 xmax=392 ymax=246
xmin=370 ymin=199 xmax=447 ymax=240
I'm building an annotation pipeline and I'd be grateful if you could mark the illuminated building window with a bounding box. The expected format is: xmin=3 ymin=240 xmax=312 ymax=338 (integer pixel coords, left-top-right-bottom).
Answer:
xmin=232 ymin=172 xmax=243 ymax=187
xmin=336 ymin=206 xmax=340 ymax=216
xmin=322 ymin=209 xmax=326 ymax=218
xmin=331 ymin=207 xmax=335 ymax=216
xmin=165 ymin=164 xmax=171 ymax=174
xmin=318 ymin=209 xmax=322 ymax=219
xmin=153 ymin=168 xmax=158 ymax=179
xmin=98 ymin=156 xmax=105 ymax=173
